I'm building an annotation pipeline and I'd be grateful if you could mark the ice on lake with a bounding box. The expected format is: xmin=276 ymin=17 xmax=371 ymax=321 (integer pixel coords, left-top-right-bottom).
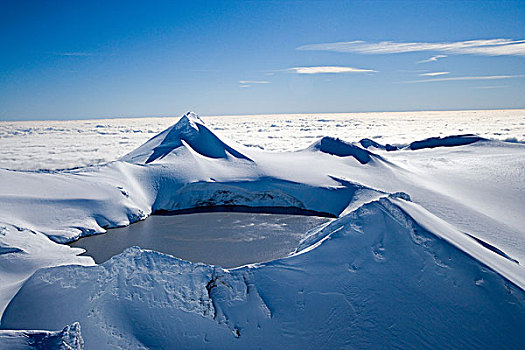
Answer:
xmin=70 ymin=212 xmax=331 ymax=268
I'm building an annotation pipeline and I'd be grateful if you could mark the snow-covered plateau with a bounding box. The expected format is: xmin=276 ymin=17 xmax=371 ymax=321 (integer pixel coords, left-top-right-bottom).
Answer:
xmin=0 ymin=112 xmax=524 ymax=349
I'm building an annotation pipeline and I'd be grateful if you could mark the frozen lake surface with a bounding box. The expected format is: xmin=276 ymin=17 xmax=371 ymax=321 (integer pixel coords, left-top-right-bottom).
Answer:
xmin=70 ymin=212 xmax=331 ymax=268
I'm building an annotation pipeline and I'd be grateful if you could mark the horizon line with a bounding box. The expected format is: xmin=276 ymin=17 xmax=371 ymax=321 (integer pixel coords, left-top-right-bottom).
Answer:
xmin=1 ymin=107 xmax=524 ymax=122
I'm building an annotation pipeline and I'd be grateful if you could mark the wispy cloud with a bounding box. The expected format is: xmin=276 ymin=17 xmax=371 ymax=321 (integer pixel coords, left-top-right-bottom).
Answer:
xmin=397 ymin=69 xmax=429 ymax=73
xmin=289 ymin=66 xmax=376 ymax=74
xmin=417 ymin=55 xmax=447 ymax=63
xmin=472 ymin=85 xmax=508 ymax=89
xmin=402 ymin=75 xmax=525 ymax=83
xmin=297 ymin=39 xmax=525 ymax=57
xmin=238 ymin=80 xmax=270 ymax=84
xmin=190 ymin=69 xmax=221 ymax=72
xmin=52 ymin=52 xmax=94 ymax=57
xmin=419 ymin=72 xmax=450 ymax=77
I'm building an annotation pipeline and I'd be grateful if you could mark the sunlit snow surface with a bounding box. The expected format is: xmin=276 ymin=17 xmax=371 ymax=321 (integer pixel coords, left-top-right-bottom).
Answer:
xmin=1 ymin=109 xmax=523 ymax=170
xmin=1 ymin=110 xmax=525 ymax=349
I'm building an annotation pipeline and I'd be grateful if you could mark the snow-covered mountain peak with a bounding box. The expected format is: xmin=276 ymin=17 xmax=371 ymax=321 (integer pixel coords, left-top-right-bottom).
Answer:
xmin=182 ymin=110 xmax=204 ymax=123
xmin=173 ymin=111 xmax=205 ymax=135
xmin=121 ymin=112 xmax=251 ymax=164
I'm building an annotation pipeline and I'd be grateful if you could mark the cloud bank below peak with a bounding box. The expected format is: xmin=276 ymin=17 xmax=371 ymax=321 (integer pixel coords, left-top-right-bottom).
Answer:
xmin=297 ymin=39 xmax=525 ymax=57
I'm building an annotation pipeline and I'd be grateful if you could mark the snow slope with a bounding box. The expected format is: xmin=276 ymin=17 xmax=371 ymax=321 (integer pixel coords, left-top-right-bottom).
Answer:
xmin=0 ymin=323 xmax=83 ymax=350
xmin=3 ymin=197 xmax=524 ymax=349
xmin=0 ymin=112 xmax=524 ymax=349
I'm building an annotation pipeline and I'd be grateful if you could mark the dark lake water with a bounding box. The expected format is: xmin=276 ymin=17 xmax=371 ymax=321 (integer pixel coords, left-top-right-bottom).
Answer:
xmin=70 ymin=212 xmax=331 ymax=268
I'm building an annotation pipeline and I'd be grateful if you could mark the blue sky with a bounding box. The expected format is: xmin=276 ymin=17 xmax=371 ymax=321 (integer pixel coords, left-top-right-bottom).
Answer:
xmin=1 ymin=0 xmax=524 ymax=120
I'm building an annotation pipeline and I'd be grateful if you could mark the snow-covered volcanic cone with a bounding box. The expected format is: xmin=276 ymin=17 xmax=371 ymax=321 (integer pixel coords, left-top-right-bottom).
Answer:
xmin=0 ymin=112 xmax=524 ymax=349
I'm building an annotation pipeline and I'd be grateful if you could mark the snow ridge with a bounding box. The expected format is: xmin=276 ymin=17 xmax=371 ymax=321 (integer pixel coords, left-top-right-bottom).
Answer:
xmin=308 ymin=136 xmax=376 ymax=164
xmin=408 ymin=134 xmax=485 ymax=150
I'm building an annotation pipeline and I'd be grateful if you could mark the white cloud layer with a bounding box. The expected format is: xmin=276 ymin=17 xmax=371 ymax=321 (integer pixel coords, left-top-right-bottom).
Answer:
xmin=403 ymin=75 xmax=525 ymax=83
xmin=289 ymin=66 xmax=376 ymax=74
xmin=419 ymin=72 xmax=450 ymax=77
xmin=297 ymin=39 xmax=525 ymax=57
